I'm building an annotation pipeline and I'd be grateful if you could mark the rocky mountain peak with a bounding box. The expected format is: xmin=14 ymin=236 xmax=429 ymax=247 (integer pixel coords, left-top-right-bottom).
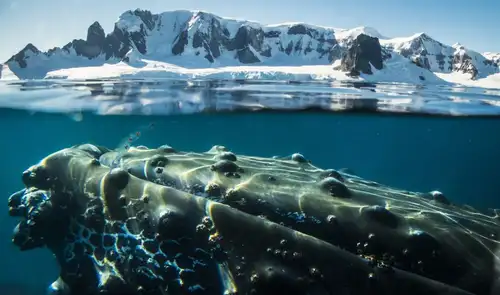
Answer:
xmin=379 ymin=30 xmax=498 ymax=78
xmin=6 ymin=43 xmax=41 ymax=68
xmin=22 ymin=43 xmax=41 ymax=54
xmin=415 ymin=32 xmax=432 ymax=41
xmin=130 ymin=9 xmax=157 ymax=30
xmin=87 ymin=21 xmax=105 ymax=46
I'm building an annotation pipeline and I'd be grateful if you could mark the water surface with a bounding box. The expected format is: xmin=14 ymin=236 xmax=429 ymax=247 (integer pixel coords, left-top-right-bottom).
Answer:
xmin=1 ymin=79 xmax=500 ymax=115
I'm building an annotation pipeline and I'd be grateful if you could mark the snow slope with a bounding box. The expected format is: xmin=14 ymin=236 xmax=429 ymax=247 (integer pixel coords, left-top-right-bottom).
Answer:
xmin=1 ymin=9 xmax=499 ymax=88
xmin=42 ymin=52 xmax=442 ymax=86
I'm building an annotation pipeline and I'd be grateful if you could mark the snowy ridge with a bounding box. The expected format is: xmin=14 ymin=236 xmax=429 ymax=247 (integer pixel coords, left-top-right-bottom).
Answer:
xmin=484 ymin=52 xmax=500 ymax=65
xmin=1 ymin=9 xmax=500 ymax=88
xmin=334 ymin=26 xmax=387 ymax=41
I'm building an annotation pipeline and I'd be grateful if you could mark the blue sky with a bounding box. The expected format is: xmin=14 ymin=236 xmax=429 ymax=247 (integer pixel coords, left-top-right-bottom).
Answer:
xmin=1 ymin=0 xmax=499 ymax=62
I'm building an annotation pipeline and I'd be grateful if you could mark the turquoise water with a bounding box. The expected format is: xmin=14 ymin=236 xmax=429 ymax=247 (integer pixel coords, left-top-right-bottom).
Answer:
xmin=1 ymin=80 xmax=500 ymax=294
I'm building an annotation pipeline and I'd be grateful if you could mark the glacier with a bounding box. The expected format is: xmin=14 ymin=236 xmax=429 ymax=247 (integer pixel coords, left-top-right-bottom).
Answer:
xmin=1 ymin=9 xmax=499 ymax=88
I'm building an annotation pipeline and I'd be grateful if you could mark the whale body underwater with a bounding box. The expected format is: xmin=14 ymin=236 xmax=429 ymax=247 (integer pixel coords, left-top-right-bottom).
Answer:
xmin=7 ymin=143 xmax=500 ymax=295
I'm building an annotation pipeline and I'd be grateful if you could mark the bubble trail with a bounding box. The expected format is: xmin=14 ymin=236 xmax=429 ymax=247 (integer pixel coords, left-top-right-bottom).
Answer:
xmin=111 ymin=122 xmax=155 ymax=167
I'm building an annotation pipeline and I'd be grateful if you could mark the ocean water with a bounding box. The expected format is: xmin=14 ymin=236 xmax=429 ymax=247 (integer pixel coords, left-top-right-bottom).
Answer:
xmin=1 ymin=79 xmax=500 ymax=295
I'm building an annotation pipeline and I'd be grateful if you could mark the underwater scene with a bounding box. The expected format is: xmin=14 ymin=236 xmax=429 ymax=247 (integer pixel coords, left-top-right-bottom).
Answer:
xmin=0 ymin=79 xmax=499 ymax=295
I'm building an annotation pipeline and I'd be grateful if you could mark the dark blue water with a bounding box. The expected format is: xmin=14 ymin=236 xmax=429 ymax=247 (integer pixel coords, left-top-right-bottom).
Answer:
xmin=1 ymin=79 xmax=500 ymax=294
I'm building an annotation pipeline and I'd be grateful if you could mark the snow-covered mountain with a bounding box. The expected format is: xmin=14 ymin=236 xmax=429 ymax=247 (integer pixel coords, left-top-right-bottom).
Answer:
xmin=1 ymin=9 xmax=499 ymax=83
xmin=381 ymin=34 xmax=498 ymax=79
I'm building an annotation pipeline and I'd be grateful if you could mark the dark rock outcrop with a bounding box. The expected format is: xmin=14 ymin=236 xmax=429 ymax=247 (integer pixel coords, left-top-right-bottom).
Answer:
xmin=484 ymin=53 xmax=500 ymax=67
xmin=338 ymin=34 xmax=383 ymax=76
xmin=87 ymin=22 xmax=106 ymax=46
xmin=453 ymin=52 xmax=478 ymax=79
